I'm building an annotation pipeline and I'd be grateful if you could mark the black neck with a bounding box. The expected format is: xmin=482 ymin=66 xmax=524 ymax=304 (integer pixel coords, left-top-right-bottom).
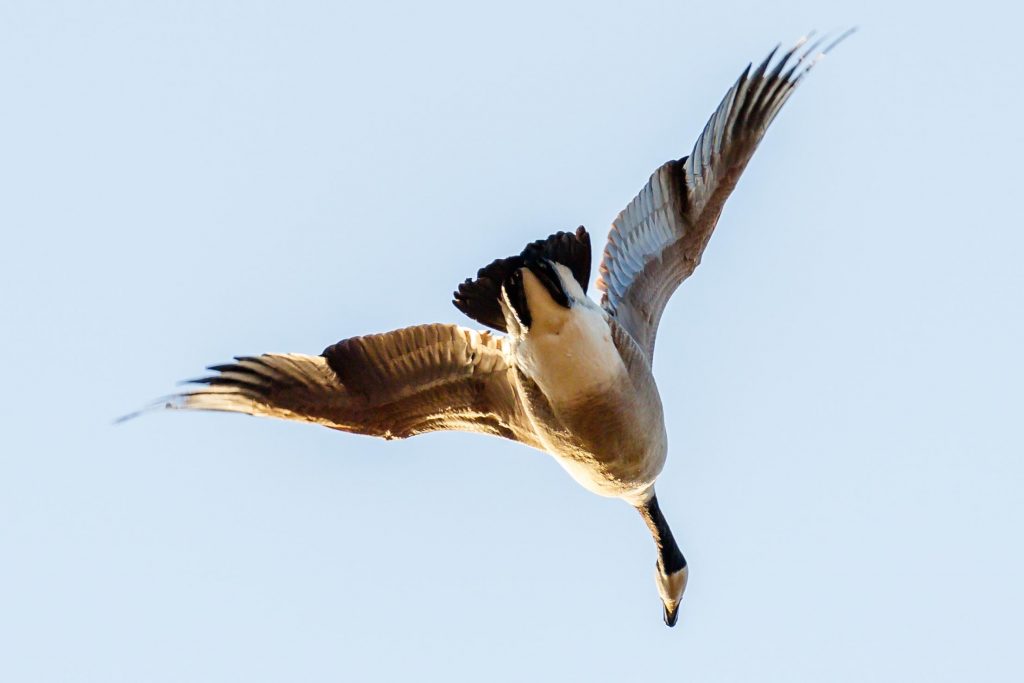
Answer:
xmin=638 ymin=494 xmax=687 ymax=574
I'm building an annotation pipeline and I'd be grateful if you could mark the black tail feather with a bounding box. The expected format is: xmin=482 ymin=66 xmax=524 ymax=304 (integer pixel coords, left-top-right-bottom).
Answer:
xmin=453 ymin=226 xmax=591 ymax=333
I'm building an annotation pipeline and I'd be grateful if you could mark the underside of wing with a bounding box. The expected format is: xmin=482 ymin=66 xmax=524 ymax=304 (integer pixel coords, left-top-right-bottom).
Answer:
xmin=597 ymin=31 xmax=853 ymax=361
xmin=159 ymin=323 xmax=541 ymax=446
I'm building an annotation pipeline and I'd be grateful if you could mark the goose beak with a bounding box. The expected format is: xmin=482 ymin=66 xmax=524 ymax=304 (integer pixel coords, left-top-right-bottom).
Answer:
xmin=663 ymin=602 xmax=680 ymax=627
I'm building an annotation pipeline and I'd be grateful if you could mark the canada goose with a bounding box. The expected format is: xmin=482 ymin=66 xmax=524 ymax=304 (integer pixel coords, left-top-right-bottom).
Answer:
xmin=133 ymin=33 xmax=851 ymax=626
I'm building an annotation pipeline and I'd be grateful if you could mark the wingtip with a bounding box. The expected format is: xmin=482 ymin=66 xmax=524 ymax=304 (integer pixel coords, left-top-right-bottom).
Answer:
xmin=113 ymin=395 xmax=187 ymax=425
xmin=774 ymin=27 xmax=855 ymax=89
xmin=112 ymin=410 xmax=144 ymax=425
xmin=801 ymin=26 xmax=857 ymax=59
xmin=822 ymin=26 xmax=858 ymax=55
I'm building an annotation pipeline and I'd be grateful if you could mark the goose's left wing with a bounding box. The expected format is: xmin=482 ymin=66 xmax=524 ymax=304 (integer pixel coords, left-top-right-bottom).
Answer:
xmin=597 ymin=33 xmax=851 ymax=361
xmin=154 ymin=323 xmax=541 ymax=447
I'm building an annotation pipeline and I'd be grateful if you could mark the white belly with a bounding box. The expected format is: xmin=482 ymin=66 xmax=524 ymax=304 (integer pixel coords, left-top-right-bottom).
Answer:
xmin=515 ymin=308 xmax=625 ymax=405
xmin=512 ymin=267 xmax=626 ymax=404
xmin=509 ymin=267 xmax=665 ymax=503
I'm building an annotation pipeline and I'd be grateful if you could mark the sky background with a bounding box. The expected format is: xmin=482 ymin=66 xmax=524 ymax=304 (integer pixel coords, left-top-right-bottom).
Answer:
xmin=2 ymin=1 xmax=1022 ymax=681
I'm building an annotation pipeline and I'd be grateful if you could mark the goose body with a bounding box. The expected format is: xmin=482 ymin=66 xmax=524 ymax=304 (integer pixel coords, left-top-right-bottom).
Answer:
xmin=510 ymin=264 xmax=667 ymax=502
xmin=136 ymin=34 xmax=850 ymax=626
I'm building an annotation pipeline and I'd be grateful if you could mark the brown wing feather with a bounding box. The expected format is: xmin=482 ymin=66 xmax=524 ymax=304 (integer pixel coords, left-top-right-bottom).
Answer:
xmin=168 ymin=323 xmax=540 ymax=445
xmin=597 ymin=32 xmax=852 ymax=361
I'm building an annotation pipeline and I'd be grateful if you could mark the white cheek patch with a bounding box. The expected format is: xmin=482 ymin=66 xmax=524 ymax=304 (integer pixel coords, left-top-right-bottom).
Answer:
xmin=656 ymin=565 xmax=689 ymax=607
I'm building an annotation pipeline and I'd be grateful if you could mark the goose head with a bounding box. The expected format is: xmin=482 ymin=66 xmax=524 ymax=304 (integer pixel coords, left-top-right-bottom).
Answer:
xmin=638 ymin=493 xmax=688 ymax=627
xmin=655 ymin=562 xmax=689 ymax=626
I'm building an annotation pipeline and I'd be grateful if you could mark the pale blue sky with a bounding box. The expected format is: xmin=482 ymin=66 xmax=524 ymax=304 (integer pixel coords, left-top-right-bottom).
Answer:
xmin=2 ymin=1 xmax=1022 ymax=681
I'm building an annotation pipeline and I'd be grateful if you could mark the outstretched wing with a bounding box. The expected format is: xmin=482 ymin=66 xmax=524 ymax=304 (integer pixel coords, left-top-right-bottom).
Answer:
xmin=597 ymin=32 xmax=852 ymax=361
xmin=159 ymin=323 xmax=541 ymax=446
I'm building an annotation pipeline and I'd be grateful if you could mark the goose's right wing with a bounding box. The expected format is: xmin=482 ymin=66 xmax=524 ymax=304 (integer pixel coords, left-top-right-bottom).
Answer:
xmin=597 ymin=33 xmax=851 ymax=361
xmin=154 ymin=323 xmax=541 ymax=447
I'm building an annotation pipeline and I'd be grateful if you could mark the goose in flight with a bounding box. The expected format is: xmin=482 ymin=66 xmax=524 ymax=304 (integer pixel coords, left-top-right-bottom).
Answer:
xmin=137 ymin=33 xmax=850 ymax=626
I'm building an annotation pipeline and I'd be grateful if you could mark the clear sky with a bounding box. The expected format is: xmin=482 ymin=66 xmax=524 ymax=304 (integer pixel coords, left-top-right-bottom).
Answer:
xmin=2 ymin=1 xmax=1022 ymax=681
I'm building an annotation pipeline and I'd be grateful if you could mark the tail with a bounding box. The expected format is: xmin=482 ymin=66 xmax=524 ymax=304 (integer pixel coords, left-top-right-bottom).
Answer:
xmin=452 ymin=226 xmax=591 ymax=333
